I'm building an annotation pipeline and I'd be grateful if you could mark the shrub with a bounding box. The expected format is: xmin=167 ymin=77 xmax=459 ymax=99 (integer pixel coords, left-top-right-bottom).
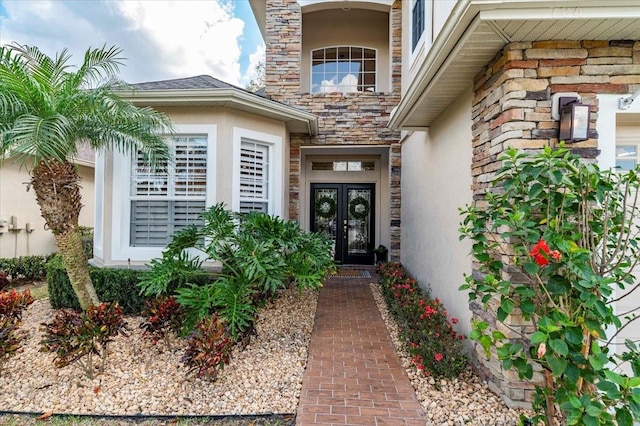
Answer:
xmin=0 ymin=288 xmax=34 ymax=322
xmin=460 ymin=147 xmax=640 ymax=425
xmin=0 ymin=288 xmax=34 ymax=362
xmin=0 ymin=271 xmax=8 ymax=291
xmin=40 ymin=302 xmax=128 ymax=379
xmin=182 ymin=314 xmax=233 ymax=379
xmin=377 ymin=262 xmax=467 ymax=379
xmin=0 ymin=317 xmax=19 ymax=361
xmin=46 ymin=255 xmax=148 ymax=314
xmin=0 ymin=255 xmax=50 ymax=282
xmin=140 ymin=296 xmax=184 ymax=347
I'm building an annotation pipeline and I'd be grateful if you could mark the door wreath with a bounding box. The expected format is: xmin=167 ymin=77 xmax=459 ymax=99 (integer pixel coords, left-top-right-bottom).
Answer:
xmin=349 ymin=196 xmax=370 ymax=220
xmin=315 ymin=195 xmax=337 ymax=219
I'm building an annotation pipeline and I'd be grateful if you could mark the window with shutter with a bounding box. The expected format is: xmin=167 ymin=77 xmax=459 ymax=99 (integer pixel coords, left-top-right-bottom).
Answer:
xmin=130 ymin=136 xmax=207 ymax=246
xmin=239 ymin=141 xmax=270 ymax=213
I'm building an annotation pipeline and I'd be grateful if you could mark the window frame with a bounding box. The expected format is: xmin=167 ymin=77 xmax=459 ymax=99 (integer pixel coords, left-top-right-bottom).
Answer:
xmin=232 ymin=127 xmax=283 ymax=216
xmin=411 ymin=0 xmax=425 ymax=52
xmin=309 ymin=46 xmax=378 ymax=94
xmin=129 ymin=135 xmax=208 ymax=247
xmin=110 ymin=124 xmax=217 ymax=262
xmin=615 ymin=137 xmax=640 ymax=172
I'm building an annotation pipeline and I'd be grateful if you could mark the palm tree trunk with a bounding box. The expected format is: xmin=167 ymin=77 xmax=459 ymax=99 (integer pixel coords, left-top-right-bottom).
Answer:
xmin=54 ymin=227 xmax=99 ymax=309
xmin=31 ymin=160 xmax=99 ymax=310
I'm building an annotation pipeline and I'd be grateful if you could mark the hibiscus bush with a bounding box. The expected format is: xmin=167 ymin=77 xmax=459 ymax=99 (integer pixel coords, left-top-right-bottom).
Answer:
xmin=377 ymin=262 xmax=467 ymax=379
xmin=460 ymin=147 xmax=640 ymax=425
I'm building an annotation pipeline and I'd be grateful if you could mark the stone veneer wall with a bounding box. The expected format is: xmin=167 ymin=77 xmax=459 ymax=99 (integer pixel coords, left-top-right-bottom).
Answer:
xmin=264 ymin=0 xmax=403 ymax=260
xmin=471 ymin=40 xmax=640 ymax=407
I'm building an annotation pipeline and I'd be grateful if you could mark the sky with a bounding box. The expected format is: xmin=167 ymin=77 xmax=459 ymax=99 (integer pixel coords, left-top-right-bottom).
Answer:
xmin=0 ymin=0 xmax=265 ymax=88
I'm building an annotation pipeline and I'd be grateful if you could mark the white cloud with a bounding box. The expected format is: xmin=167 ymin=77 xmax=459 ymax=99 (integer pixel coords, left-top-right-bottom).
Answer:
xmin=319 ymin=74 xmax=358 ymax=93
xmin=242 ymin=43 xmax=266 ymax=85
xmin=0 ymin=0 xmax=248 ymax=86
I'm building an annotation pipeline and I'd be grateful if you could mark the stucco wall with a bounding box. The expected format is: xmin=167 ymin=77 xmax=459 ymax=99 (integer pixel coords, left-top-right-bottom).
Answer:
xmin=93 ymin=105 xmax=290 ymax=267
xmin=158 ymin=106 xmax=290 ymax=215
xmin=0 ymin=160 xmax=94 ymax=258
xmin=400 ymin=87 xmax=474 ymax=336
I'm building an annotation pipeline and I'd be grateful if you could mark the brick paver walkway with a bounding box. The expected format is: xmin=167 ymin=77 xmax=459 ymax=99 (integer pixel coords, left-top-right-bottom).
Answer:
xmin=296 ymin=273 xmax=427 ymax=426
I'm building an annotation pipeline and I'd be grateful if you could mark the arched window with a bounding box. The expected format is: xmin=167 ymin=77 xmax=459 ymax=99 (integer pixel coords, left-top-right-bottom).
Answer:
xmin=311 ymin=46 xmax=376 ymax=93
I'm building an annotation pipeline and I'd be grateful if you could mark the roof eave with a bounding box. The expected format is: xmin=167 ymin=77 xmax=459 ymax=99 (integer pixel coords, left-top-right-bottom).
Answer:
xmin=389 ymin=0 xmax=640 ymax=130
xmin=249 ymin=0 xmax=266 ymax=40
xmin=122 ymin=88 xmax=319 ymax=136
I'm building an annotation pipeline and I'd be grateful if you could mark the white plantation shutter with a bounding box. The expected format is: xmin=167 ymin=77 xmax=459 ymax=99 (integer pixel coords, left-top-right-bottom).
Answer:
xmin=239 ymin=141 xmax=269 ymax=213
xmin=130 ymin=136 xmax=207 ymax=247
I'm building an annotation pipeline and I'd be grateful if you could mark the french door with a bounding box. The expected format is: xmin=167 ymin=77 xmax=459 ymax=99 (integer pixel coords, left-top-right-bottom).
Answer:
xmin=311 ymin=183 xmax=375 ymax=265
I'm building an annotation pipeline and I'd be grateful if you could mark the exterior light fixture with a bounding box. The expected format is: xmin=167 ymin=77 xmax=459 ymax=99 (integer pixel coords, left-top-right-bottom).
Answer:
xmin=558 ymin=97 xmax=590 ymax=142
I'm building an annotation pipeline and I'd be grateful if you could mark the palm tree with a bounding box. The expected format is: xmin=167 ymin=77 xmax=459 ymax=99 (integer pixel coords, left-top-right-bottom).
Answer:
xmin=0 ymin=43 xmax=173 ymax=310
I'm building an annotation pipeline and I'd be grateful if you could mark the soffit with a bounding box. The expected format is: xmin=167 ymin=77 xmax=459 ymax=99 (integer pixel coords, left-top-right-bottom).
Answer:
xmin=391 ymin=2 xmax=640 ymax=130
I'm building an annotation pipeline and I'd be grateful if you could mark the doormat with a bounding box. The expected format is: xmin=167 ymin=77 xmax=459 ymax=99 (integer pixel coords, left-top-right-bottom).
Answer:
xmin=331 ymin=269 xmax=372 ymax=279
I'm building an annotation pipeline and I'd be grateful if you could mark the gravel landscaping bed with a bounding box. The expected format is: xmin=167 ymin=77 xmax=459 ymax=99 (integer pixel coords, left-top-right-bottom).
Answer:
xmin=0 ymin=287 xmax=318 ymax=417
xmin=370 ymin=283 xmax=532 ymax=426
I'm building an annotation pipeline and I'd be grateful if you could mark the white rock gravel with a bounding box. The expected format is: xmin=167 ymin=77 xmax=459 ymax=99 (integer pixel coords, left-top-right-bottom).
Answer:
xmin=370 ymin=283 xmax=533 ymax=426
xmin=0 ymin=287 xmax=318 ymax=416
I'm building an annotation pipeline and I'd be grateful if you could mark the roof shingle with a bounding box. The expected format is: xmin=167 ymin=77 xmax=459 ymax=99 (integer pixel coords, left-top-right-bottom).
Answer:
xmin=130 ymin=75 xmax=235 ymax=91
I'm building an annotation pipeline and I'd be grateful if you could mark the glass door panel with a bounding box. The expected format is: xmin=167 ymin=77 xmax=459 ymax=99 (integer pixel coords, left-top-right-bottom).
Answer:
xmin=311 ymin=183 xmax=375 ymax=265
xmin=312 ymin=188 xmax=338 ymax=258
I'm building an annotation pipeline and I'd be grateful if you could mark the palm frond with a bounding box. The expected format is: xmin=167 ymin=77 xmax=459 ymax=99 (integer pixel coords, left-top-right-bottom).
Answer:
xmin=0 ymin=43 xmax=173 ymax=169
xmin=3 ymin=114 xmax=73 ymax=165
xmin=74 ymin=45 xmax=125 ymax=89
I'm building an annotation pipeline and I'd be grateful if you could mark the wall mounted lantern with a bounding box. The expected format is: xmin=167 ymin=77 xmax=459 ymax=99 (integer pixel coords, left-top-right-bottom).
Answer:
xmin=558 ymin=97 xmax=590 ymax=142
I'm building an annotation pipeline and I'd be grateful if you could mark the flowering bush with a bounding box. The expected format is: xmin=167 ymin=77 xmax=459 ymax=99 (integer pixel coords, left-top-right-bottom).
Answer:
xmin=460 ymin=147 xmax=640 ymax=425
xmin=377 ymin=262 xmax=467 ymax=379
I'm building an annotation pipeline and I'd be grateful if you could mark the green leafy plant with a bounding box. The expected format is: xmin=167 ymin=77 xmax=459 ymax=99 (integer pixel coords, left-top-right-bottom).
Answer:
xmin=459 ymin=147 xmax=640 ymax=425
xmin=182 ymin=314 xmax=233 ymax=379
xmin=377 ymin=262 xmax=467 ymax=379
xmin=139 ymin=296 xmax=184 ymax=347
xmin=140 ymin=203 xmax=335 ymax=343
xmin=40 ymin=302 xmax=128 ymax=379
xmin=138 ymin=249 xmax=207 ymax=298
xmin=210 ymin=275 xmax=256 ymax=341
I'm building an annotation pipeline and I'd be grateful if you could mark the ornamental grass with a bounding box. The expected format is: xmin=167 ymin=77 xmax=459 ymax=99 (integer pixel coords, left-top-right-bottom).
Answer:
xmin=377 ymin=262 xmax=467 ymax=379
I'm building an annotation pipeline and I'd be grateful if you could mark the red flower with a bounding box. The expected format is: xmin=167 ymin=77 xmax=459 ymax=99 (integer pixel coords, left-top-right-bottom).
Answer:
xmin=550 ymin=250 xmax=562 ymax=261
xmin=451 ymin=317 xmax=459 ymax=324
xmin=530 ymin=239 xmax=551 ymax=266
xmin=434 ymin=353 xmax=443 ymax=362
